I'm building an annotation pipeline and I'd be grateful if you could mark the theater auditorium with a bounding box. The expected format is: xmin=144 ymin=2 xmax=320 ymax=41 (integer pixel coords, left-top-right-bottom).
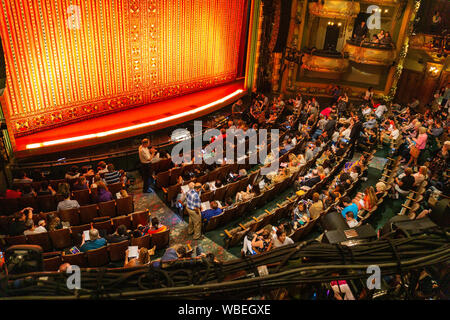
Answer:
xmin=0 ymin=0 xmax=448 ymax=302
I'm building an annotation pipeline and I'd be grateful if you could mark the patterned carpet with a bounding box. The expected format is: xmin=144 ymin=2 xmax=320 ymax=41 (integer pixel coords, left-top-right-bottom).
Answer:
xmin=130 ymin=179 xmax=237 ymax=261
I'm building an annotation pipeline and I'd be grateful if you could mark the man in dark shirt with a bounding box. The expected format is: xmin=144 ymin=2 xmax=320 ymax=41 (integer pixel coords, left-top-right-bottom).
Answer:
xmin=394 ymin=168 xmax=415 ymax=198
xmin=349 ymin=116 xmax=363 ymax=159
xmin=8 ymin=208 xmax=33 ymax=236
xmin=106 ymin=225 xmax=130 ymax=243
xmin=353 ymin=21 xmax=368 ymax=41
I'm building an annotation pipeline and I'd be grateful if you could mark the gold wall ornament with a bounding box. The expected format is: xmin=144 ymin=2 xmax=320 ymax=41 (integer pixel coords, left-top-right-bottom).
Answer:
xmin=302 ymin=53 xmax=350 ymax=73
xmin=344 ymin=42 xmax=396 ymax=65
xmin=308 ymin=0 xmax=360 ymax=19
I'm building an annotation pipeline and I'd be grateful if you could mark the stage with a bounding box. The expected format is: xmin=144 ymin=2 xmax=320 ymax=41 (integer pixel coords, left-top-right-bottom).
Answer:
xmin=13 ymin=80 xmax=246 ymax=158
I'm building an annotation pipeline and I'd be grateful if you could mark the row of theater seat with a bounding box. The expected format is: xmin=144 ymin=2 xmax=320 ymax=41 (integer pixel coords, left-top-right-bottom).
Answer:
xmin=41 ymin=228 xmax=170 ymax=271
xmin=0 ymin=196 xmax=135 ymax=236
xmin=223 ymin=141 xmax=345 ymax=248
xmin=202 ymin=140 xmax=310 ymax=234
xmin=155 ymin=130 xmax=290 ymax=191
xmin=1 ymin=181 xmax=125 ymax=215
xmin=1 ymin=209 xmax=170 ymax=254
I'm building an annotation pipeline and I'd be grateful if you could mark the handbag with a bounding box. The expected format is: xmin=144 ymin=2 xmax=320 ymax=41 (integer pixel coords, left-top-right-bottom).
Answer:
xmin=410 ymin=145 xmax=420 ymax=158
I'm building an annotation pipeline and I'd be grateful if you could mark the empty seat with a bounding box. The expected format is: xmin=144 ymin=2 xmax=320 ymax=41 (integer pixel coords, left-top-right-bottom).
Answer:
xmin=151 ymin=229 xmax=170 ymax=250
xmin=42 ymin=253 xmax=63 ymax=272
xmin=107 ymin=240 xmax=129 ymax=262
xmin=62 ymin=252 xmax=87 ymax=268
xmin=37 ymin=195 xmax=56 ymax=213
xmin=6 ymin=235 xmax=27 ymax=247
xmin=131 ymin=210 xmax=150 ymax=229
xmin=116 ymin=196 xmax=133 ymax=216
xmin=107 ymin=182 xmax=124 ymax=197
xmin=27 ymin=232 xmax=52 ymax=252
xmin=79 ymin=204 xmax=98 ymax=224
xmin=72 ymin=189 xmax=90 ymax=206
xmin=111 ymin=215 xmax=132 ymax=230
xmin=86 ymin=246 xmax=109 ymax=267
xmin=49 ymin=228 xmax=72 ymax=250
xmin=92 ymin=220 xmax=113 ymax=235
xmin=59 ymin=208 xmax=80 ymax=226
xmin=18 ymin=196 xmax=39 ymax=212
xmin=0 ymin=198 xmax=19 ymax=216
xmin=98 ymin=200 xmax=116 ymax=218
xmin=131 ymin=234 xmax=151 ymax=249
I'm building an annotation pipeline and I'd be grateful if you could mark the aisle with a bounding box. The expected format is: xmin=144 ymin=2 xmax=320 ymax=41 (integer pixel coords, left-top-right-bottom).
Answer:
xmin=130 ymin=177 xmax=238 ymax=261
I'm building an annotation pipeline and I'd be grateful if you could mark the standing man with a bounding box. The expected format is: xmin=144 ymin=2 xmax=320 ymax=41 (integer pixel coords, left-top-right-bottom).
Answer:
xmin=139 ymin=138 xmax=157 ymax=193
xmin=349 ymin=116 xmax=363 ymax=160
xmin=186 ymin=183 xmax=202 ymax=240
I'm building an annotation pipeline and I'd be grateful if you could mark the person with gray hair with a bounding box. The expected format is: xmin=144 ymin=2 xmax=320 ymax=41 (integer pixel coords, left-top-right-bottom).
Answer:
xmin=80 ymin=228 xmax=107 ymax=252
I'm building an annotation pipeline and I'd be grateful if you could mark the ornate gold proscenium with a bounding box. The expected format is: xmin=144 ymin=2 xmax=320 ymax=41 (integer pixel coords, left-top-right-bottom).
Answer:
xmin=344 ymin=42 xmax=395 ymax=66
xmin=308 ymin=0 xmax=360 ymax=19
xmin=302 ymin=53 xmax=350 ymax=73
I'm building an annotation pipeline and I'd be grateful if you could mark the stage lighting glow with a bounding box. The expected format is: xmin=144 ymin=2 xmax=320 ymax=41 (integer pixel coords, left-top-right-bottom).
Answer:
xmin=25 ymin=89 xmax=244 ymax=149
xmin=0 ymin=0 xmax=246 ymax=137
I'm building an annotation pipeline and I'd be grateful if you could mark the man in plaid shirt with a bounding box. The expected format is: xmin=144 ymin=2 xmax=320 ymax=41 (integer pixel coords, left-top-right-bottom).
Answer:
xmin=186 ymin=183 xmax=202 ymax=240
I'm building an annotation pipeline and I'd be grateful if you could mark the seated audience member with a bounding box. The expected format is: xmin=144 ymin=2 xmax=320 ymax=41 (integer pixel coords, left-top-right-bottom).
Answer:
xmin=13 ymin=171 xmax=33 ymax=184
xmin=413 ymin=166 xmax=427 ymax=187
xmin=80 ymin=228 xmax=107 ymax=252
xmin=272 ymin=229 xmax=294 ymax=248
xmin=146 ymin=217 xmax=168 ymax=235
xmin=57 ymin=191 xmax=80 ymax=212
xmin=21 ymin=185 xmax=36 ymax=198
xmin=292 ymin=201 xmax=310 ymax=229
xmin=375 ymin=182 xmax=386 ymax=199
xmin=37 ymin=181 xmax=56 ymax=196
xmin=91 ymin=174 xmax=103 ymax=189
xmin=116 ymin=189 xmax=129 ymax=199
xmin=72 ymin=176 xmax=89 ymax=191
xmin=106 ymin=225 xmax=130 ymax=243
xmin=309 ymin=193 xmax=324 ymax=220
xmin=393 ymin=167 xmax=415 ymax=198
xmin=297 ymin=169 xmax=321 ymax=189
xmin=5 ymin=186 xmax=22 ymax=199
xmin=354 ymin=186 xmax=377 ymax=210
xmin=201 ymin=201 xmax=223 ymax=224
xmin=97 ymin=161 xmax=108 ymax=174
xmin=81 ymin=166 xmax=95 ymax=177
xmin=47 ymin=214 xmax=63 ymax=232
xmin=95 ymin=181 xmax=114 ymax=203
xmin=251 ymin=228 xmax=273 ymax=254
xmin=65 ymin=166 xmax=80 ymax=180
xmin=236 ymin=184 xmax=260 ymax=203
xmin=8 ymin=208 xmax=33 ymax=236
xmin=57 ymin=182 xmax=71 ymax=196
xmin=346 ymin=212 xmax=359 ymax=228
xmin=24 ymin=219 xmax=47 ymax=236
xmin=340 ymin=196 xmax=359 ymax=219
xmin=124 ymin=247 xmax=155 ymax=268
xmin=104 ymin=164 xmax=121 ymax=185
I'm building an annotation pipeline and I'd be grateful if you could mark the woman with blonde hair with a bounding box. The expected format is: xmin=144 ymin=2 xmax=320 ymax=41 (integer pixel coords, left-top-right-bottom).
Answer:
xmin=124 ymin=246 xmax=155 ymax=267
xmin=353 ymin=186 xmax=377 ymax=210
xmin=375 ymin=182 xmax=386 ymax=199
xmin=413 ymin=166 xmax=427 ymax=186
xmin=406 ymin=126 xmax=428 ymax=169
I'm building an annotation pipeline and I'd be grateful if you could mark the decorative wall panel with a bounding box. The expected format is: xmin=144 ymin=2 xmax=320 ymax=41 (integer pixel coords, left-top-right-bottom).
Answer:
xmin=0 ymin=0 xmax=246 ymax=136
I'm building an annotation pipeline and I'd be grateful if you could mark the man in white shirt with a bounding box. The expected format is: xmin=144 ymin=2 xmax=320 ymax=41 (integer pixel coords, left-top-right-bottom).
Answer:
xmin=375 ymin=104 xmax=388 ymax=119
xmin=272 ymin=229 xmax=294 ymax=248
xmin=139 ymin=138 xmax=157 ymax=193
xmin=24 ymin=220 xmax=47 ymax=236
